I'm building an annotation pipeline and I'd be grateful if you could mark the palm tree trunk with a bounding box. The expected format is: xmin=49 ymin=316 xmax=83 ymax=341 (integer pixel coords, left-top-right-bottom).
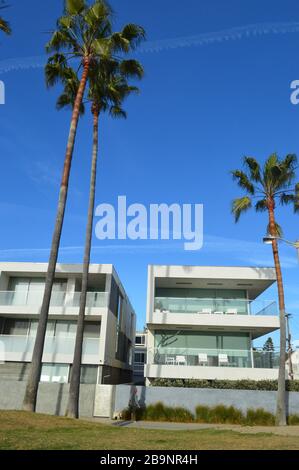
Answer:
xmin=268 ymin=201 xmax=287 ymax=425
xmin=23 ymin=58 xmax=90 ymax=413
xmin=66 ymin=107 xmax=99 ymax=419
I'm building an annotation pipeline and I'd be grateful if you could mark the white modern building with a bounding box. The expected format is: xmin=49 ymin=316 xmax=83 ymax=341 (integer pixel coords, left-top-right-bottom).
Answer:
xmin=145 ymin=265 xmax=280 ymax=384
xmin=133 ymin=330 xmax=147 ymax=383
xmin=0 ymin=262 xmax=136 ymax=385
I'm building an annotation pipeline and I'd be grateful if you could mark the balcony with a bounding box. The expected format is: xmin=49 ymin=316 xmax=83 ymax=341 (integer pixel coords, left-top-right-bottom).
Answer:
xmin=0 ymin=290 xmax=109 ymax=312
xmin=0 ymin=334 xmax=100 ymax=364
xmin=148 ymin=347 xmax=279 ymax=369
xmin=154 ymin=297 xmax=277 ymax=316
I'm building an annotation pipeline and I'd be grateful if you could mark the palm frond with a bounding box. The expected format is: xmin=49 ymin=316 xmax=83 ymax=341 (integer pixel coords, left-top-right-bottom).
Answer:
xmin=294 ymin=182 xmax=299 ymax=213
xmin=120 ymin=23 xmax=146 ymax=49
xmin=267 ymin=221 xmax=283 ymax=237
xmin=231 ymin=196 xmax=252 ymax=222
xmin=243 ymin=157 xmax=262 ymax=182
xmin=0 ymin=16 xmax=11 ymax=35
xmin=119 ymin=59 xmax=144 ymax=80
xmin=109 ymin=105 xmax=127 ymax=119
xmin=255 ymin=199 xmax=268 ymax=212
xmin=65 ymin=0 xmax=86 ymax=16
xmin=45 ymin=53 xmax=68 ymax=88
xmin=280 ymin=193 xmax=295 ymax=206
xmin=231 ymin=170 xmax=255 ymax=195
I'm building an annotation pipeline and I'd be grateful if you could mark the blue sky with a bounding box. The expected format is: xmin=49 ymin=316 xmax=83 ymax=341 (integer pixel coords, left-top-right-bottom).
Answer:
xmin=0 ymin=0 xmax=298 ymax=344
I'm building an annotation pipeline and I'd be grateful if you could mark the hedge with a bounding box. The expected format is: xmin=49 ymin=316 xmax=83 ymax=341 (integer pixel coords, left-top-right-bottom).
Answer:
xmin=150 ymin=378 xmax=299 ymax=391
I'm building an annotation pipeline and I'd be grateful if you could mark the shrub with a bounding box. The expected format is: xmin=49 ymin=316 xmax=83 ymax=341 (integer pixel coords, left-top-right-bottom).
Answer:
xmin=196 ymin=404 xmax=244 ymax=424
xmin=150 ymin=378 xmax=299 ymax=392
xmin=288 ymin=414 xmax=299 ymax=425
xmin=143 ymin=402 xmax=194 ymax=423
xmin=120 ymin=406 xmax=145 ymax=421
xmin=245 ymin=408 xmax=275 ymax=426
xmin=195 ymin=405 xmax=211 ymax=423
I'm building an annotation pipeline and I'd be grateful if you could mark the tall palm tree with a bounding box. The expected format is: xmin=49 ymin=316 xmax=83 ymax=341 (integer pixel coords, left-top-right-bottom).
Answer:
xmin=0 ymin=4 xmax=11 ymax=35
xmin=56 ymin=58 xmax=143 ymax=418
xmin=231 ymin=153 xmax=299 ymax=426
xmin=23 ymin=0 xmax=145 ymax=412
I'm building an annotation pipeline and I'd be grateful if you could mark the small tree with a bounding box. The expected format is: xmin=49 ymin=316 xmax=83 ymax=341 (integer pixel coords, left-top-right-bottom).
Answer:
xmin=263 ymin=337 xmax=275 ymax=368
xmin=263 ymin=337 xmax=275 ymax=352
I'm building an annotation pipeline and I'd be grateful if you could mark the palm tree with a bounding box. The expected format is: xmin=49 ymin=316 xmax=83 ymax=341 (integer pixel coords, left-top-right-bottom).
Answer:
xmin=231 ymin=153 xmax=299 ymax=425
xmin=56 ymin=58 xmax=143 ymax=418
xmin=0 ymin=4 xmax=11 ymax=35
xmin=23 ymin=0 xmax=145 ymax=412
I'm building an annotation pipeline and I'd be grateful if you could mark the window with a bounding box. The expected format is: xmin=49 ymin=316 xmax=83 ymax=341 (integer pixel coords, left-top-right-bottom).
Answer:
xmin=154 ymin=331 xmax=250 ymax=351
xmin=115 ymin=293 xmax=123 ymax=355
xmin=40 ymin=363 xmax=69 ymax=383
xmin=134 ymin=352 xmax=145 ymax=364
xmin=135 ymin=335 xmax=145 ymax=345
xmin=8 ymin=277 xmax=67 ymax=306
xmin=55 ymin=321 xmax=77 ymax=337
xmin=83 ymin=322 xmax=101 ymax=338
xmin=3 ymin=319 xmax=29 ymax=336
xmin=80 ymin=365 xmax=98 ymax=384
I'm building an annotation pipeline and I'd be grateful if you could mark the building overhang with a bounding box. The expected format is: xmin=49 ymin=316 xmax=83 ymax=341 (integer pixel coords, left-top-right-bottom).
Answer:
xmin=148 ymin=312 xmax=279 ymax=339
xmin=150 ymin=265 xmax=276 ymax=299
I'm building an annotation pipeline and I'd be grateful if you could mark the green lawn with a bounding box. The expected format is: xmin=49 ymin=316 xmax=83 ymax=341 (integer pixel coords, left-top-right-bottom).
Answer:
xmin=0 ymin=411 xmax=299 ymax=450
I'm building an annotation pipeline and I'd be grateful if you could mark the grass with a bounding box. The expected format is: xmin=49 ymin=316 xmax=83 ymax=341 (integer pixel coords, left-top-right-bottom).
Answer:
xmin=1 ymin=411 xmax=299 ymax=450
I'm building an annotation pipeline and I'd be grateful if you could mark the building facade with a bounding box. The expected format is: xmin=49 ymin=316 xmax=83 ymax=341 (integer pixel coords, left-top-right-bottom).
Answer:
xmin=0 ymin=262 xmax=136 ymax=385
xmin=145 ymin=265 xmax=280 ymax=384
xmin=133 ymin=330 xmax=147 ymax=383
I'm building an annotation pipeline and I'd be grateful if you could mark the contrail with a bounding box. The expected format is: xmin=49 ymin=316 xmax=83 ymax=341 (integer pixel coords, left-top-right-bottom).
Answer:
xmin=0 ymin=22 xmax=298 ymax=75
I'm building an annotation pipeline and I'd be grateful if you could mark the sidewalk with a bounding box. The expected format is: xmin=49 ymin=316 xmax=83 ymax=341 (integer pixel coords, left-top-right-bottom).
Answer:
xmin=87 ymin=417 xmax=299 ymax=437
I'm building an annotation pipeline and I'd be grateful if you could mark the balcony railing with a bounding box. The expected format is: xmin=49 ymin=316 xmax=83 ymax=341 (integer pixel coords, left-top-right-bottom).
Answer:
xmin=148 ymin=348 xmax=280 ymax=369
xmin=0 ymin=334 xmax=100 ymax=360
xmin=0 ymin=290 xmax=109 ymax=309
xmin=154 ymin=297 xmax=277 ymax=316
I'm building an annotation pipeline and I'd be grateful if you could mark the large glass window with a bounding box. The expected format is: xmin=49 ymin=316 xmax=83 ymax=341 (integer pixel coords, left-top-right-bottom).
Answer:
xmin=83 ymin=322 xmax=101 ymax=338
xmin=40 ymin=363 xmax=69 ymax=383
xmin=155 ymin=288 xmax=247 ymax=314
xmin=3 ymin=319 xmax=29 ymax=335
xmin=8 ymin=277 xmax=67 ymax=306
xmin=154 ymin=331 xmax=251 ymax=367
xmin=79 ymin=365 xmax=98 ymax=384
xmin=55 ymin=321 xmax=77 ymax=337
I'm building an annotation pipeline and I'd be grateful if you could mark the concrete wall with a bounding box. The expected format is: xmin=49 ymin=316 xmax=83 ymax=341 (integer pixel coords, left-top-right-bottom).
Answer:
xmin=0 ymin=380 xmax=95 ymax=417
xmin=1 ymin=381 xmax=298 ymax=419
xmin=114 ymin=385 xmax=299 ymax=417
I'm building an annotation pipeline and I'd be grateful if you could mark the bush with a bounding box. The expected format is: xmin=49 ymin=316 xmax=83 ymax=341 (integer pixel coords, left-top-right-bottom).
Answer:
xmin=288 ymin=414 xmax=299 ymax=425
xmin=120 ymin=406 xmax=145 ymax=421
xmin=150 ymin=378 xmax=299 ymax=392
xmin=143 ymin=402 xmax=194 ymax=423
xmin=245 ymin=408 xmax=275 ymax=426
xmin=196 ymin=404 xmax=244 ymax=424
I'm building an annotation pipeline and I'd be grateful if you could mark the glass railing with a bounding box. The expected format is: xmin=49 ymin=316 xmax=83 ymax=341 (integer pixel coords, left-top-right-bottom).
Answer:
xmin=0 ymin=290 xmax=109 ymax=309
xmin=67 ymin=292 xmax=108 ymax=308
xmin=148 ymin=348 xmax=280 ymax=369
xmin=0 ymin=335 xmax=100 ymax=359
xmin=154 ymin=297 xmax=277 ymax=316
